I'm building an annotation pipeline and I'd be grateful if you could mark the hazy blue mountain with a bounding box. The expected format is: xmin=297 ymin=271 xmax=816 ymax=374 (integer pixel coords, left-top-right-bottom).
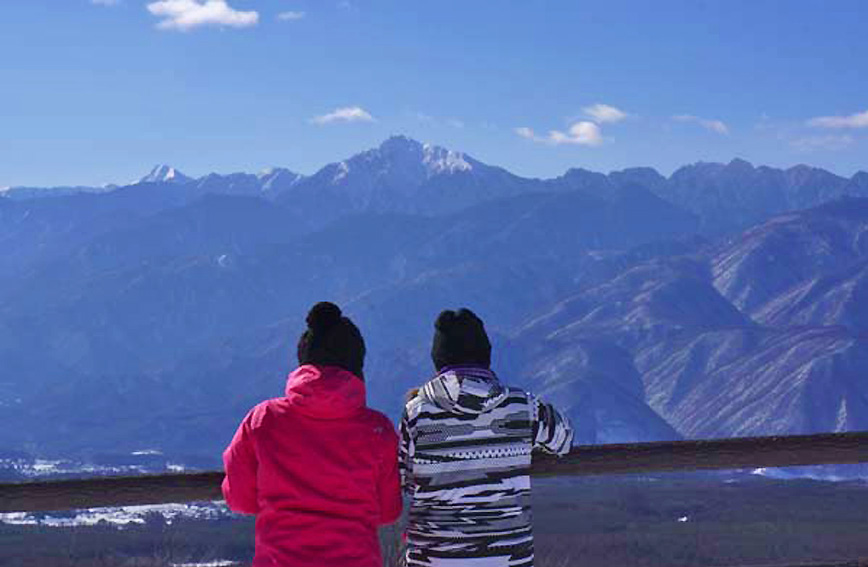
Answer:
xmin=190 ymin=170 xmax=303 ymax=198
xmin=543 ymin=159 xmax=867 ymax=239
xmin=1 ymin=137 xmax=867 ymax=469
xmin=192 ymin=172 xmax=261 ymax=196
xmin=849 ymin=171 xmax=868 ymax=193
xmin=657 ymin=159 xmax=866 ymax=234
xmin=712 ymin=197 xmax=868 ymax=316
xmin=5 ymin=140 xmax=864 ymax=238
xmin=547 ymin=167 xmax=611 ymax=194
xmin=257 ymin=167 xmax=304 ymax=194
xmin=0 ymin=183 xmax=698 ymax=458
xmin=0 ymin=163 xmax=310 ymax=289
xmin=0 ymin=181 xmax=234 ymax=293
xmin=508 ymin=334 xmax=683 ymax=445
xmin=754 ymin=260 xmax=868 ymax=331
xmin=608 ymin=167 xmax=668 ymax=193
xmin=0 ymin=185 xmax=116 ymax=200
xmin=640 ymin=326 xmax=868 ymax=438
xmin=507 ymin=199 xmax=868 ymax=447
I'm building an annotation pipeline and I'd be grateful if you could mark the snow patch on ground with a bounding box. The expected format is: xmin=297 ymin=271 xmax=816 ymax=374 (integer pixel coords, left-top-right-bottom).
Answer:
xmin=1 ymin=458 xmax=150 ymax=478
xmin=0 ymin=502 xmax=230 ymax=528
xmin=750 ymin=467 xmax=859 ymax=481
xmin=131 ymin=449 xmax=163 ymax=456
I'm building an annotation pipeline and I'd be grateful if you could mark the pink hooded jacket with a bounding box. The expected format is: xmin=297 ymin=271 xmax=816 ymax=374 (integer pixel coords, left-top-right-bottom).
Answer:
xmin=222 ymin=364 xmax=402 ymax=567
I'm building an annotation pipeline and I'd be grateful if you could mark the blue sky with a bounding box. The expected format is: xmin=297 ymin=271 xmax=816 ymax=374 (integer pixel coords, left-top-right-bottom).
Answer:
xmin=1 ymin=0 xmax=867 ymax=187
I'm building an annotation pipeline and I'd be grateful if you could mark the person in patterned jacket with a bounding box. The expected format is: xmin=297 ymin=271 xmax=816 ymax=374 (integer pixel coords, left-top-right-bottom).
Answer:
xmin=399 ymin=308 xmax=573 ymax=567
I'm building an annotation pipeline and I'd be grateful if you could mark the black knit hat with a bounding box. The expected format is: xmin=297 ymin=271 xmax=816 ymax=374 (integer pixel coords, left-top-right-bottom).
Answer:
xmin=431 ymin=308 xmax=492 ymax=372
xmin=297 ymin=302 xmax=366 ymax=379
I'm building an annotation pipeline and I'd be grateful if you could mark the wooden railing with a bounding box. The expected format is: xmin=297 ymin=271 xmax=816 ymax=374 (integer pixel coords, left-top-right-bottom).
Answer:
xmin=2 ymin=431 xmax=867 ymax=513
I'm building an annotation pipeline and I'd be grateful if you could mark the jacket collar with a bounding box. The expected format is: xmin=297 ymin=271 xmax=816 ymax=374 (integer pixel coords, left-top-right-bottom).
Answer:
xmin=422 ymin=366 xmax=506 ymax=415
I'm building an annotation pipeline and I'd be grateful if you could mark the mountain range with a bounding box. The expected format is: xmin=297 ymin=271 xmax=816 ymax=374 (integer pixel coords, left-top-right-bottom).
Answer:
xmin=1 ymin=136 xmax=867 ymax=474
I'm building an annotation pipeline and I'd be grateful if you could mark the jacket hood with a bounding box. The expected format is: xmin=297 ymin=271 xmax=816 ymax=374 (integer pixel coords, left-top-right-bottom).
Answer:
xmin=420 ymin=366 xmax=507 ymax=415
xmin=285 ymin=364 xmax=366 ymax=419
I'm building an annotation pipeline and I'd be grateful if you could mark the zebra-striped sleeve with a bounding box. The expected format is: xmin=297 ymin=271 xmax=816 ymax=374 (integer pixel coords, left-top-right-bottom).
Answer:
xmin=398 ymin=406 xmax=416 ymax=496
xmin=530 ymin=394 xmax=573 ymax=456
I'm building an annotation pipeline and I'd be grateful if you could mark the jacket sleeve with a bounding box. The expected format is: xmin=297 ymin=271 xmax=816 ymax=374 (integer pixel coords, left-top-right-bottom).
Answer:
xmin=398 ymin=406 xmax=416 ymax=496
xmin=222 ymin=408 xmax=260 ymax=514
xmin=529 ymin=393 xmax=573 ymax=456
xmin=377 ymin=419 xmax=403 ymax=525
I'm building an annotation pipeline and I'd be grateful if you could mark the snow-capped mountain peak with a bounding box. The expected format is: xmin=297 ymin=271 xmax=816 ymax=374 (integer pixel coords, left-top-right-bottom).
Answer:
xmin=278 ymin=135 xmax=528 ymax=214
xmin=139 ymin=165 xmax=191 ymax=185
xmin=370 ymin=136 xmax=472 ymax=175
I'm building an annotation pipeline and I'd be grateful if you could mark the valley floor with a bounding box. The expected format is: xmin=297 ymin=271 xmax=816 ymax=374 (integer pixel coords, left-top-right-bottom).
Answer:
xmin=2 ymin=475 xmax=868 ymax=567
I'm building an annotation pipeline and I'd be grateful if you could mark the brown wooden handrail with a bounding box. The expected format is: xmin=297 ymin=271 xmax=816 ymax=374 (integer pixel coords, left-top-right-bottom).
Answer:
xmin=716 ymin=560 xmax=868 ymax=567
xmin=2 ymin=430 xmax=867 ymax=513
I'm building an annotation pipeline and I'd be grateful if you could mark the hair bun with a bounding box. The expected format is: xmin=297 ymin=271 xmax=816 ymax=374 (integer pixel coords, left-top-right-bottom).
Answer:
xmin=455 ymin=308 xmax=481 ymax=324
xmin=307 ymin=301 xmax=343 ymax=332
xmin=434 ymin=310 xmax=458 ymax=331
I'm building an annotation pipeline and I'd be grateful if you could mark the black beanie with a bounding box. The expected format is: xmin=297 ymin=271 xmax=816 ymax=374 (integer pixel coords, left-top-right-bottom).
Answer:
xmin=297 ymin=302 xmax=366 ymax=379
xmin=431 ymin=308 xmax=492 ymax=372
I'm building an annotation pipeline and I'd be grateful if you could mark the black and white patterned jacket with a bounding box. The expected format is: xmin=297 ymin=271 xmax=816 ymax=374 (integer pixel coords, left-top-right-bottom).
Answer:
xmin=399 ymin=366 xmax=573 ymax=567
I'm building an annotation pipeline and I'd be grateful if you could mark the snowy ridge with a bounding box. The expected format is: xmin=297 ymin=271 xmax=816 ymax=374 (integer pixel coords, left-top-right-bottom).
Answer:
xmin=422 ymin=143 xmax=472 ymax=175
xmin=332 ymin=161 xmax=350 ymax=183
xmin=258 ymin=167 xmax=303 ymax=192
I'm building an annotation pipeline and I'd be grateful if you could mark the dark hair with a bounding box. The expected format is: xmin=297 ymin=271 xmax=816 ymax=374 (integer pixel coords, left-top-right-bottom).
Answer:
xmin=430 ymin=308 xmax=492 ymax=372
xmin=297 ymin=302 xmax=366 ymax=379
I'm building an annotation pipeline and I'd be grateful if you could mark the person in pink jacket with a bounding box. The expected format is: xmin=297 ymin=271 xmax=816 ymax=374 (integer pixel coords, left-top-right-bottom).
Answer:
xmin=222 ymin=302 xmax=403 ymax=567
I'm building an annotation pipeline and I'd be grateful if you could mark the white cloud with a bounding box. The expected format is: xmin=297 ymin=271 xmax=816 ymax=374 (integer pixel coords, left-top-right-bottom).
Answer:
xmin=91 ymin=0 xmax=120 ymax=6
xmin=673 ymin=114 xmax=729 ymax=135
xmin=808 ymin=110 xmax=868 ymax=129
xmin=515 ymin=121 xmax=604 ymax=146
xmin=146 ymin=0 xmax=258 ymax=31
xmin=790 ymin=134 xmax=855 ymax=152
xmin=554 ymin=122 xmax=604 ymax=145
xmin=277 ymin=11 xmax=305 ymax=21
xmin=583 ymin=103 xmax=628 ymax=124
xmin=312 ymin=106 xmax=375 ymax=125
xmin=515 ymin=127 xmax=537 ymax=140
